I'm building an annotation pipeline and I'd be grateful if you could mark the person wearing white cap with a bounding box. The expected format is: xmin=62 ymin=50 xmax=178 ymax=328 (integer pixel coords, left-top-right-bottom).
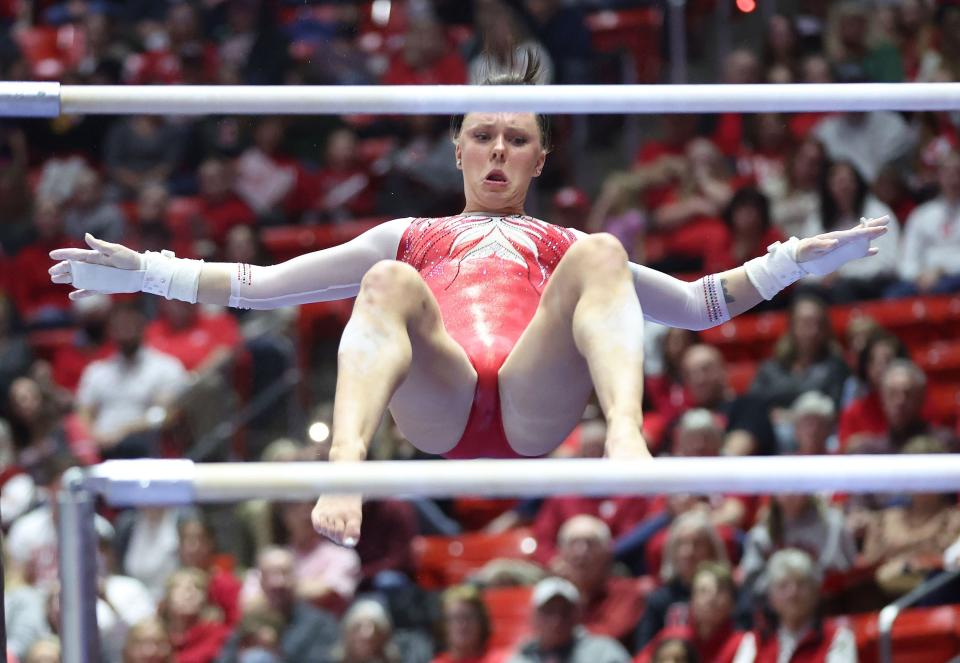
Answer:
xmin=507 ymin=577 xmax=630 ymax=663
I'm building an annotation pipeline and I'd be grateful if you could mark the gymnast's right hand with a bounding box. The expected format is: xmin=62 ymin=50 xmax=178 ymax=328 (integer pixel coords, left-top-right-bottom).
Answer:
xmin=312 ymin=493 xmax=363 ymax=547
xmin=49 ymin=233 xmax=143 ymax=300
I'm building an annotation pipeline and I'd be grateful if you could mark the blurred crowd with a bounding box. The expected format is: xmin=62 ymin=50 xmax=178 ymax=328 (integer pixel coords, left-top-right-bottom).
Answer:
xmin=1 ymin=0 xmax=960 ymax=662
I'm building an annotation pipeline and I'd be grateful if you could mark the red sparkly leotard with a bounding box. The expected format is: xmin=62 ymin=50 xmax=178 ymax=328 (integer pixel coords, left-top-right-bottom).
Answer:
xmin=396 ymin=213 xmax=577 ymax=459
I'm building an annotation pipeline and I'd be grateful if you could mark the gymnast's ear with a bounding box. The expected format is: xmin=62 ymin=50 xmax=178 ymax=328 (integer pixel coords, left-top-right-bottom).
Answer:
xmin=454 ymin=140 xmax=463 ymax=170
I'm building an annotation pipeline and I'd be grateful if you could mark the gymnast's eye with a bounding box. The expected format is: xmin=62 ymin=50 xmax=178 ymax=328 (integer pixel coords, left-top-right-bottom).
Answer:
xmin=473 ymin=132 xmax=489 ymax=141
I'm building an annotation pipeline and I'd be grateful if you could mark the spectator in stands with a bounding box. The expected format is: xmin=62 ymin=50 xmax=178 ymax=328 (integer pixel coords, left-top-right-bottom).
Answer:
xmin=383 ymin=17 xmax=468 ymax=87
xmin=355 ymin=499 xmax=418 ymax=592
xmin=469 ymin=1 xmax=553 ymax=86
xmin=738 ymin=494 xmax=855 ymax=612
xmin=799 ymin=160 xmax=901 ymax=301
xmin=302 ymin=127 xmax=377 ymax=223
xmin=530 ymin=489 xmax=648 ymax=567
xmin=645 ymin=328 xmax=699 ymax=434
xmin=115 ymin=507 xmax=186 ymax=601
xmin=158 ymin=568 xmax=231 ymax=663
xmin=738 ymin=114 xmax=792 ymax=204
xmin=63 ymin=168 xmax=126 ymax=243
xmin=7 ymin=374 xmax=94 ymax=470
xmin=94 ymin=522 xmax=159 ymax=663
xmin=329 ymin=598 xmax=431 ymax=663
xmin=177 ymin=512 xmax=242 ymax=626
xmin=677 ymin=344 xmax=776 ymax=456
xmin=703 ymin=187 xmax=784 ymax=274
xmin=243 ymin=501 xmax=360 ymax=612
xmin=848 ymin=360 xmax=955 ymax=453
xmin=789 ymin=391 xmax=837 ymax=455
xmin=509 ymin=577 xmax=631 ymax=663
xmin=234 ymin=117 xmax=302 ymax=224
xmin=550 ymin=515 xmax=644 ymax=645
xmin=733 ymin=549 xmax=856 ymax=662
xmin=860 ymin=437 xmax=960 ymax=597
xmin=4 ymin=548 xmax=50 ymax=661
xmin=712 ymin=49 xmax=761 ymax=156
xmin=522 ymin=0 xmax=592 ymax=85
xmin=123 ymin=617 xmax=173 ymax=663
xmin=196 ymin=158 xmax=256 ymax=248
xmin=916 ymin=1 xmax=960 ymax=82
xmin=763 ymin=15 xmax=801 ymax=78
xmin=145 ymin=298 xmax=242 ymax=373
xmin=813 ymin=110 xmax=917 ymax=184
xmin=887 ymin=150 xmax=960 ymax=297
xmin=634 ymin=511 xmax=729 ymax=651
xmin=130 ymin=182 xmax=177 ymax=253
xmin=51 ymin=293 xmax=112 ymax=393
xmin=5 ymin=453 xmax=112 ymax=590
xmin=749 ymin=295 xmax=850 ymax=412
xmin=825 ymin=1 xmax=904 ymax=83
xmin=218 ymin=547 xmax=338 ymax=663
xmin=837 ymin=331 xmax=908 ymax=450
xmin=9 ymin=196 xmax=75 ymax=327
xmin=433 ymin=584 xmax=508 ymax=663
xmin=771 ymin=138 xmax=827 ymax=239
xmin=76 ymin=302 xmax=189 ymax=459
xmin=635 ymin=562 xmax=744 ymax=663
xmin=103 ymin=116 xmax=182 ymax=200
xmin=381 ymin=115 xmax=464 ymax=218
xmin=872 ymin=162 xmax=916 ymax=229
xmin=216 ymin=0 xmax=288 ymax=86
xmin=228 ymin=607 xmax=285 ymax=662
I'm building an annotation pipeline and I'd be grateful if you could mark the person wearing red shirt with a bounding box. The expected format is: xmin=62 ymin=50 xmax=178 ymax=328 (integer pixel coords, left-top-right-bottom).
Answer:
xmin=635 ymin=562 xmax=744 ymax=663
xmin=733 ymin=549 xmax=856 ymax=663
xmin=838 ymin=331 xmax=908 ymax=450
xmin=299 ymin=128 xmax=378 ymax=223
xmin=160 ymin=568 xmax=231 ymax=663
xmin=703 ymin=188 xmax=785 ymax=275
xmin=177 ymin=513 xmax=242 ymax=627
xmin=354 ymin=499 xmax=418 ymax=590
xmin=552 ymin=515 xmax=646 ymax=647
xmin=432 ymin=585 xmax=510 ymax=663
xmin=382 ymin=18 xmax=467 ymax=86
xmin=532 ymin=495 xmax=647 ymax=567
xmin=145 ymin=299 xmax=241 ymax=373
xmin=51 ymin=294 xmax=114 ymax=392
xmin=9 ymin=196 xmax=78 ymax=326
xmin=195 ymin=159 xmax=256 ymax=247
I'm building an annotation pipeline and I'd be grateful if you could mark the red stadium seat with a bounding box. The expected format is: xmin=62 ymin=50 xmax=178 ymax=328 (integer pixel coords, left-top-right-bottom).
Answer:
xmin=586 ymin=9 xmax=663 ymax=84
xmin=411 ymin=528 xmax=539 ymax=590
xmin=453 ymin=498 xmax=518 ymax=531
xmin=926 ymin=382 xmax=960 ymax=427
xmin=483 ymin=585 xmax=534 ymax=649
xmin=917 ymin=341 xmax=960 ymax=382
xmin=166 ymin=196 xmax=204 ymax=240
xmin=14 ymin=26 xmax=63 ymax=79
xmin=727 ymin=361 xmax=758 ymax=394
xmin=853 ymin=605 xmax=960 ymax=663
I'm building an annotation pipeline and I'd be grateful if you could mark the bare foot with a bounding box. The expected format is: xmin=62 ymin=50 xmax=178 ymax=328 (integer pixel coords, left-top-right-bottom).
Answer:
xmin=312 ymin=493 xmax=363 ymax=546
xmin=604 ymin=416 xmax=652 ymax=459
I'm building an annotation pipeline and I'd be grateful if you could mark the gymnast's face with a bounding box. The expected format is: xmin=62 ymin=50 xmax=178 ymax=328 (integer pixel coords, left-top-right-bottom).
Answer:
xmin=456 ymin=112 xmax=546 ymax=216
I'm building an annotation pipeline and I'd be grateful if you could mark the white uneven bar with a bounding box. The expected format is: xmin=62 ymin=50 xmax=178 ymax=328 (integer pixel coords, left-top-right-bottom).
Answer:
xmin=33 ymin=82 xmax=960 ymax=116
xmin=87 ymin=455 xmax=960 ymax=505
xmin=0 ymin=81 xmax=60 ymax=117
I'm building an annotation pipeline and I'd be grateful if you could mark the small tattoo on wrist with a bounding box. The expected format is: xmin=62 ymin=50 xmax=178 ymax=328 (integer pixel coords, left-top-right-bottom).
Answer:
xmin=721 ymin=278 xmax=735 ymax=303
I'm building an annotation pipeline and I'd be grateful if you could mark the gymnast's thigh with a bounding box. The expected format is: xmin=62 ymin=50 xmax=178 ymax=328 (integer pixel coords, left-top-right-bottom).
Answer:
xmin=385 ymin=289 xmax=477 ymax=456
xmin=497 ymin=307 xmax=595 ymax=457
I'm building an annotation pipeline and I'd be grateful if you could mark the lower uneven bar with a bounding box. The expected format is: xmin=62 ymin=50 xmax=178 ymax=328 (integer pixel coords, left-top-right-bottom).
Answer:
xmin=87 ymin=455 xmax=960 ymax=506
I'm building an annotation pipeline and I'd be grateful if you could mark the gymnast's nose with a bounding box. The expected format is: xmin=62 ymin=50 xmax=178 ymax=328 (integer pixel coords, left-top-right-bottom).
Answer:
xmin=491 ymin=135 xmax=506 ymax=162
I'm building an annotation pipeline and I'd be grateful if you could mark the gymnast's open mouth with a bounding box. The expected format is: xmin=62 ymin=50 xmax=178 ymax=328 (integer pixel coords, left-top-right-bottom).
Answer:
xmin=484 ymin=169 xmax=509 ymax=186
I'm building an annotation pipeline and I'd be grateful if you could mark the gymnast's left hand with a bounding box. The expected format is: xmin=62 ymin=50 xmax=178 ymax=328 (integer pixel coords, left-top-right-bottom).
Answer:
xmin=312 ymin=493 xmax=363 ymax=547
xmin=795 ymin=215 xmax=888 ymax=272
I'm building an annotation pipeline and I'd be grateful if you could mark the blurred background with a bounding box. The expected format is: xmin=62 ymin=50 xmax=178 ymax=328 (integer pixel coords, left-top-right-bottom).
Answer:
xmin=1 ymin=1 xmax=960 ymax=662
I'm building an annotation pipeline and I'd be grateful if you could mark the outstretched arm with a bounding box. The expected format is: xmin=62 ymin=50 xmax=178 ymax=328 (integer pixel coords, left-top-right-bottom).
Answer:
xmin=49 ymin=218 xmax=411 ymax=309
xmin=607 ymin=216 xmax=889 ymax=330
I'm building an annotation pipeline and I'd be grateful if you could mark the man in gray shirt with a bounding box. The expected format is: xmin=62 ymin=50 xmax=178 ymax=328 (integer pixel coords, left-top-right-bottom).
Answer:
xmin=508 ymin=577 xmax=630 ymax=663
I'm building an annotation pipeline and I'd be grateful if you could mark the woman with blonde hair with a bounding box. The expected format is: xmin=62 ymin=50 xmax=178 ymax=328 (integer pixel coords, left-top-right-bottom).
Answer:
xmin=123 ymin=618 xmax=173 ymax=663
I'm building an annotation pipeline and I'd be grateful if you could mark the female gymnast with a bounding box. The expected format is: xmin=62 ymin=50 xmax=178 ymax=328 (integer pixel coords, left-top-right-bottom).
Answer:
xmin=49 ymin=59 xmax=888 ymax=546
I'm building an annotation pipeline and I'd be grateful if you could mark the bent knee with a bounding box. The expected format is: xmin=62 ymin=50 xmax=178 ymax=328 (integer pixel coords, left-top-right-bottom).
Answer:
xmin=566 ymin=232 xmax=629 ymax=271
xmin=360 ymin=260 xmax=426 ymax=301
